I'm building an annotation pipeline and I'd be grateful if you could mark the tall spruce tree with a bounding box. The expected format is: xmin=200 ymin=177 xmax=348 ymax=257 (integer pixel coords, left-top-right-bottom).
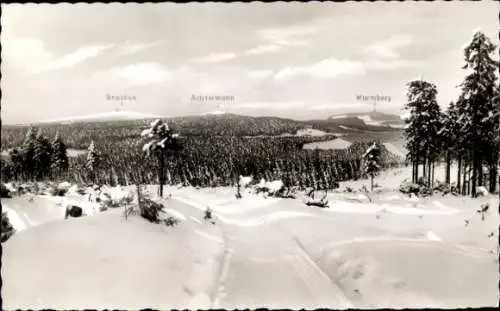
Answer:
xmin=87 ymin=140 xmax=100 ymax=184
xmin=457 ymin=30 xmax=499 ymax=197
xmin=22 ymin=127 xmax=39 ymax=181
xmin=141 ymin=119 xmax=179 ymax=197
xmin=51 ymin=132 xmax=69 ymax=178
xmin=404 ymin=79 xmax=442 ymax=185
xmin=362 ymin=142 xmax=381 ymax=192
xmin=8 ymin=148 xmax=24 ymax=181
xmin=33 ymin=130 xmax=53 ymax=180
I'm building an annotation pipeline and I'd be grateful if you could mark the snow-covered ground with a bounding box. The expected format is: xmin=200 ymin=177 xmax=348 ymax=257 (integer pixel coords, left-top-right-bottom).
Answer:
xmin=358 ymin=115 xmax=382 ymax=126
xmin=2 ymin=165 xmax=498 ymax=309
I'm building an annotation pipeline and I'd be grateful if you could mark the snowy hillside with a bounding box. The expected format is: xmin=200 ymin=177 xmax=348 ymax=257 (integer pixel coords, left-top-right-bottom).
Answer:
xmin=2 ymin=164 xmax=498 ymax=309
xmin=35 ymin=111 xmax=164 ymax=125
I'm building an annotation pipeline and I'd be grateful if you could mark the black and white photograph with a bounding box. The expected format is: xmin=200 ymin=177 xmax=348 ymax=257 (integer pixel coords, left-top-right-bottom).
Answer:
xmin=1 ymin=1 xmax=499 ymax=309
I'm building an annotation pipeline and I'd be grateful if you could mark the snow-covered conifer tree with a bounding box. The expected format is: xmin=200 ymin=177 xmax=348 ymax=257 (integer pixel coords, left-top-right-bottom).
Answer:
xmin=404 ymin=79 xmax=442 ymax=185
xmin=22 ymin=127 xmax=38 ymax=181
xmin=362 ymin=142 xmax=381 ymax=192
xmin=33 ymin=130 xmax=53 ymax=180
xmin=141 ymin=119 xmax=179 ymax=197
xmin=457 ymin=30 xmax=499 ymax=196
xmin=87 ymin=140 xmax=100 ymax=184
xmin=51 ymin=132 xmax=69 ymax=178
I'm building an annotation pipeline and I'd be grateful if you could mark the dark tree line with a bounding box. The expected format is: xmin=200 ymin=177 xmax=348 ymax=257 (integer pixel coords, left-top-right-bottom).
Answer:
xmin=405 ymin=31 xmax=499 ymax=196
xmin=1 ymin=128 xmax=69 ymax=182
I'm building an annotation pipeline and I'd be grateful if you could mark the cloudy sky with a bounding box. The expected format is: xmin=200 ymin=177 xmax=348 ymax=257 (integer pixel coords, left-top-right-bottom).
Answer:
xmin=1 ymin=2 xmax=498 ymax=124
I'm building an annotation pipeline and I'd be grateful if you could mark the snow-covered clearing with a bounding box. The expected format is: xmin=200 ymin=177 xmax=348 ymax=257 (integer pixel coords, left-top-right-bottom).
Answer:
xmin=303 ymin=138 xmax=352 ymax=150
xmin=2 ymin=164 xmax=498 ymax=309
xmin=358 ymin=115 xmax=382 ymax=126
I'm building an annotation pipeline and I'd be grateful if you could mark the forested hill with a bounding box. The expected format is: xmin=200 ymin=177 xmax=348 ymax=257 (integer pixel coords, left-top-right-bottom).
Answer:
xmin=1 ymin=113 xmax=402 ymax=150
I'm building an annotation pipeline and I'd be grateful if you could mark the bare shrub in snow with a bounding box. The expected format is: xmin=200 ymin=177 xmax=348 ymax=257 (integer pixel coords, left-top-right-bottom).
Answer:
xmin=344 ymin=186 xmax=354 ymax=193
xmin=1 ymin=211 xmax=16 ymax=243
xmin=477 ymin=203 xmax=489 ymax=221
xmin=360 ymin=185 xmax=373 ymax=202
xmin=164 ymin=216 xmax=180 ymax=227
xmin=235 ymin=179 xmax=242 ymax=199
xmin=203 ymin=206 xmax=215 ymax=224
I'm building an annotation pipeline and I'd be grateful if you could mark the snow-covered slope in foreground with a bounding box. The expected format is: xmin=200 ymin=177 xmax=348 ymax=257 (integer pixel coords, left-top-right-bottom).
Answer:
xmin=2 ymin=166 xmax=499 ymax=309
xmin=2 ymin=205 xmax=225 ymax=310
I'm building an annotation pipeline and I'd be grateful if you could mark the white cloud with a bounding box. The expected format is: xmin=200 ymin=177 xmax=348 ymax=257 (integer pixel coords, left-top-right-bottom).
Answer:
xmin=236 ymin=101 xmax=306 ymax=109
xmin=275 ymin=39 xmax=310 ymax=47
xmin=307 ymin=58 xmax=366 ymax=78
xmin=2 ymin=37 xmax=52 ymax=74
xmin=258 ymin=25 xmax=319 ymax=42
xmin=119 ymin=41 xmax=165 ymax=55
xmin=274 ymin=58 xmax=366 ymax=80
xmin=93 ymin=62 xmax=171 ymax=86
xmin=247 ymin=69 xmax=274 ymax=79
xmin=2 ymin=36 xmax=113 ymax=74
xmin=192 ymin=53 xmax=236 ymax=63
xmin=365 ymin=59 xmax=423 ymax=70
xmin=244 ymin=25 xmax=314 ymax=56
xmin=48 ymin=44 xmax=114 ymax=71
xmin=245 ymin=44 xmax=284 ymax=55
xmin=364 ymin=34 xmax=413 ymax=59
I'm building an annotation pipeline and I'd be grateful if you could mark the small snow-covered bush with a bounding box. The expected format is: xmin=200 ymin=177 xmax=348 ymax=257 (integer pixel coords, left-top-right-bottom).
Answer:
xmin=255 ymin=179 xmax=287 ymax=197
xmin=239 ymin=175 xmax=253 ymax=188
xmin=304 ymin=191 xmax=329 ymax=208
xmin=139 ymin=197 xmax=165 ymax=224
xmin=475 ymin=186 xmax=489 ymax=197
xmin=49 ymin=186 xmax=68 ymax=197
xmin=305 ymin=198 xmax=329 ymax=208
xmin=164 ymin=216 xmax=180 ymax=227
xmin=1 ymin=211 xmax=16 ymax=243
xmin=399 ymin=180 xmax=431 ymax=197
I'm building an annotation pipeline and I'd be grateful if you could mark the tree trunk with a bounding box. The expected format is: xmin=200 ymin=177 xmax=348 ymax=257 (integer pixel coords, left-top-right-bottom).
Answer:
xmin=457 ymin=156 xmax=462 ymax=191
xmin=370 ymin=174 xmax=374 ymax=192
xmin=478 ymin=157 xmax=484 ymax=187
xmin=415 ymin=153 xmax=420 ymax=183
xmin=412 ymin=160 xmax=416 ymax=183
xmin=445 ymin=151 xmax=451 ymax=185
xmin=471 ymin=150 xmax=478 ymax=197
xmin=489 ymin=164 xmax=497 ymax=194
xmin=462 ymin=163 xmax=468 ymax=195
xmin=423 ymin=158 xmax=427 ymax=183
xmin=158 ymin=152 xmax=165 ymax=197
xmin=431 ymin=161 xmax=435 ymax=188
xmin=467 ymin=165 xmax=472 ymax=196
xmin=427 ymin=159 xmax=432 ymax=187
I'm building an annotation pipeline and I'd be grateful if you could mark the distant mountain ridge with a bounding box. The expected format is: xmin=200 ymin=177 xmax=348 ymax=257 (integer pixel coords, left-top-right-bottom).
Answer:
xmin=34 ymin=110 xmax=163 ymax=125
xmin=328 ymin=111 xmax=405 ymax=129
xmin=6 ymin=111 xmax=403 ymax=138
